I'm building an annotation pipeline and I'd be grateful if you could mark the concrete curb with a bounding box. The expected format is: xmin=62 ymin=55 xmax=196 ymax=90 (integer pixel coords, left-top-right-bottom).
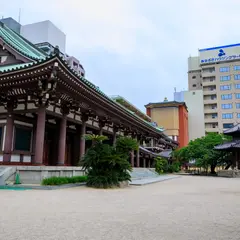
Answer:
xmin=130 ymin=176 xmax=180 ymax=186
xmin=0 ymin=182 xmax=86 ymax=190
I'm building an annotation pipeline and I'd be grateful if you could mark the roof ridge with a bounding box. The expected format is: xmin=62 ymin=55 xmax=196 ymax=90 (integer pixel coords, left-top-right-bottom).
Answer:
xmin=0 ymin=23 xmax=47 ymax=60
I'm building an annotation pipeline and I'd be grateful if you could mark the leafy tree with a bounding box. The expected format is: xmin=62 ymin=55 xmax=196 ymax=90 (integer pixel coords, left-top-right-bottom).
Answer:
xmin=155 ymin=157 xmax=169 ymax=174
xmin=172 ymin=133 xmax=231 ymax=174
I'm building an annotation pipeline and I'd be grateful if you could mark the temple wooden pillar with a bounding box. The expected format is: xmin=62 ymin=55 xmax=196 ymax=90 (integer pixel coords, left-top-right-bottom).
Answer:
xmin=57 ymin=114 xmax=67 ymax=165
xmin=99 ymin=120 xmax=105 ymax=136
xmin=143 ymin=157 xmax=146 ymax=168
xmin=34 ymin=106 xmax=46 ymax=165
xmin=3 ymin=112 xmax=14 ymax=163
xmin=112 ymin=126 xmax=118 ymax=146
xmin=80 ymin=114 xmax=88 ymax=160
xmin=131 ymin=151 xmax=134 ymax=167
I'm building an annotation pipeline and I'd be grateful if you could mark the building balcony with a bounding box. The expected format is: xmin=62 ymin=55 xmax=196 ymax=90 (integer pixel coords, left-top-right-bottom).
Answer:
xmin=204 ymin=108 xmax=218 ymax=114
xmin=203 ymin=89 xmax=217 ymax=95
xmin=202 ymin=71 xmax=216 ymax=78
xmin=204 ymin=118 xmax=218 ymax=123
xmin=203 ymin=99 xmax=217 ymax=104
xmin=202 ymin=81 xmax=216 ymax=87
xmin=205 ymin=127 xmax=219 ymax=133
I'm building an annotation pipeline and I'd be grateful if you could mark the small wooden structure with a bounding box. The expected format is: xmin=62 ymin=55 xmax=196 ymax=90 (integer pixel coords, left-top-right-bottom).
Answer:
xmin=215 ymin=124 xmax=240 ymax=171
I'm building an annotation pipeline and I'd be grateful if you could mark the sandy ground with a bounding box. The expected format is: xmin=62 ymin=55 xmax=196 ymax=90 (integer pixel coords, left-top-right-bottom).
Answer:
xmin=0 ymin=176 xmax=240 ymax=240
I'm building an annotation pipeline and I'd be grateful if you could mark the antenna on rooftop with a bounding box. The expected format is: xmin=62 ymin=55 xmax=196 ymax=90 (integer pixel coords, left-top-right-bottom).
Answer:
xmin=18 ymin=8 xmax=21 ymax=23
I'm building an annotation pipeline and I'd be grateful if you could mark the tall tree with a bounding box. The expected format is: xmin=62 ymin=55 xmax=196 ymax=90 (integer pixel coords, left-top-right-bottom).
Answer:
xmin=173 ymin=133 xmax=231 ymax=174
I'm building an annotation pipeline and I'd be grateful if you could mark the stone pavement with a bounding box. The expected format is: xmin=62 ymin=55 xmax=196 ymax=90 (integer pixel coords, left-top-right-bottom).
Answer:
xmin=1 ymin=176 xmax=240 ymax=240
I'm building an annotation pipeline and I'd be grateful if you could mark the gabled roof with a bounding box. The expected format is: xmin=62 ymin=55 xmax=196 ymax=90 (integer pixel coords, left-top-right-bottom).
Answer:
xmin=214 ymin=140 xmax=240 ymax=150
xmin=0 ymin=22 xmax=47 ymax=61
xmin=145 ymin=100 xmax=187 ymax=110
xmin=223 ymin=123 xmax=240 ymax=135
xmin=110 ymin=95 xmax=152 ymax=122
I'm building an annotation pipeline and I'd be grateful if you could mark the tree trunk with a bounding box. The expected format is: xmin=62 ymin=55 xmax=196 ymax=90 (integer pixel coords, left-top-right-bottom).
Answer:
xmin=210 ymin=164 xmax=217 ymax=174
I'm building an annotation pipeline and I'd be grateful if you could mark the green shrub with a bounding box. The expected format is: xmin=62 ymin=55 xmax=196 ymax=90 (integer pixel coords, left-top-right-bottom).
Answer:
xmin=170 ymin=161 xmax=180 ymax=172
xmin=155 ymin=157 xmax=169 ymax=174
xmin=82 ymin=136 xmax=137 ymax=188
xmin=41 ymin=175 xmax=87 ymax=186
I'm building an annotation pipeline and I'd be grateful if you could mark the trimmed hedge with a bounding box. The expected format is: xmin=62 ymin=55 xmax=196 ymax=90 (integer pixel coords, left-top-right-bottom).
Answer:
xmin=41 ymin=175 xmax=87 ymax=186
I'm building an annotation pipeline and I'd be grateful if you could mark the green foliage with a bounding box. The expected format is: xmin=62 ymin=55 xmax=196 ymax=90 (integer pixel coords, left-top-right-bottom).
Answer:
xmin=84 ymin=134 xmax=108 ymax=143
xmin=41 ymin=175 xmax=87 ymax=186
xmin=116 ymin=137 xmax=138 ymax=154
xmin=168 ymin=161 xmax=180 ymax=173
xmin=172 ymin=133 xmax=231 ymax=173
xmin=155 ymin=157 xmax=181 ymax=174
xmin=83 ymin=136 xmax=137 ymax=188
xmin=155 ymin=157 xmax=169 ymax=174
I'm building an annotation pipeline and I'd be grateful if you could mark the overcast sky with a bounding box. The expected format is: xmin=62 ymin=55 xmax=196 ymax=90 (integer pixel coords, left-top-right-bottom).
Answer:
xmin=2 ymin=0 xmax=240 ymax=111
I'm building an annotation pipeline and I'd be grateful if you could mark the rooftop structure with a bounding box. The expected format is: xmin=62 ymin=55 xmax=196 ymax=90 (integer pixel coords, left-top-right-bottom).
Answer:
xmin=0 ymin=22 xmax=177 ymax=167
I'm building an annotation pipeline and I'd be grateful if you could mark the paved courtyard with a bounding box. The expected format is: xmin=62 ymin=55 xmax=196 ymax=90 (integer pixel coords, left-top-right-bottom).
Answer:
xmin=0 ymin=176 xmax=240 ymax=240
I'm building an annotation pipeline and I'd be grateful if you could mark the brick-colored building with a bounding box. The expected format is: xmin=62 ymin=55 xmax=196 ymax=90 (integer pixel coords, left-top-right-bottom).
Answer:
xmin=145 ymin=100 xmax=189 ymax=148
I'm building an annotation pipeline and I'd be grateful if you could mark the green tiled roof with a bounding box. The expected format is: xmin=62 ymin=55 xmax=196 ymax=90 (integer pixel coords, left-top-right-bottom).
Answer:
xmin=0 ymin=62 xmax=34 ymax=73
xmin=0 ymin=23 xmax=47 ymax=60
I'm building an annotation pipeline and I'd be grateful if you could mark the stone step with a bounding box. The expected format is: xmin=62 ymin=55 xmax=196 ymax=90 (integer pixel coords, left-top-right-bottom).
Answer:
xmin=130 ymin=168 xmax=159 ymax=180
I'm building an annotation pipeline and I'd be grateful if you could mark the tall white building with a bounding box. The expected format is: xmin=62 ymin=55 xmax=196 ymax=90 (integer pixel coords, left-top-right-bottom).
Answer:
xmin=188 ymin=43 xmax=240 ymax=133
xmin=21 ymin=20 xmax=66 ymax=54
xmin=174 ymin=90 xmax=205 ymax=141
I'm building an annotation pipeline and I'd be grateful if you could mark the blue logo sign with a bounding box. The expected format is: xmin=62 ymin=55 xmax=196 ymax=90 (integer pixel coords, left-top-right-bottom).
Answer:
xmin=218 ymin=49 xmax=225 ymax=57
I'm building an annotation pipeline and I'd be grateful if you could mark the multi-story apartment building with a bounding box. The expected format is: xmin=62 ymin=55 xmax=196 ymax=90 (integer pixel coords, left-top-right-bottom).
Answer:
xmin=188 ymin=43 xmax=240 ymax=133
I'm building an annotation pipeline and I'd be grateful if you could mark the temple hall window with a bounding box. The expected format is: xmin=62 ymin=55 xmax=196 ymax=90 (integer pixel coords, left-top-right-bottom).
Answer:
xmin=220 ymin=67 xmax=230 ymax=72
xmin=14 ymin=126 xmax=32 ymax=151
xmin=222 ymin=113 xmax=233 ymax=119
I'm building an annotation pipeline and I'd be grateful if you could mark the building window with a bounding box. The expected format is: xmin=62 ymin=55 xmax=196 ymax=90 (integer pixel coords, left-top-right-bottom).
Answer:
xmin=221 ymin=94 xmax=232 ymax=100
xmin=222 ymin=113 xmax=233 ymax=119
xmin=192 ymin=76 xmax=196 ymax=79
xmin=237 ymin=113 xmax=240 ymax=118
xmin=220 ymin=67 xmax=230 ymax=72
xmin=236 ymin=103 xmax=240 ymax=109
xmin=220 ymin=85 xmax=231 ymax=91
xmin=192 ymin=84 xmax=196 ymax=87
xmin=235 ymin=84 xmax=240 ymax=89
xmin=223 ymin=123 xmax=234 ymax=129
xmin=234 ymin=74 xmax=240 ymax=80
xmin=236 ymin=93 xmax=240 ymax=99
xmin=192 ymin=92 xmax=195 ymax=95
xmin=14 ymin=127 xmax=32 ymax=152
xmin=221 ymin=104 xmax=233 ymax=109
xmin=212 ymin=113 xmax=217 ymax=118
xmin=220 ymin=76 xmax=231 ymax=81
xmin=234 ymin=65 xmax=240 ymax=71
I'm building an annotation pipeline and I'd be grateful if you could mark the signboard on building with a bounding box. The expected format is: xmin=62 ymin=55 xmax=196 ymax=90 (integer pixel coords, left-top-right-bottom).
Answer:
xmin=199 ymin=44 xmax=240 ymax=65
